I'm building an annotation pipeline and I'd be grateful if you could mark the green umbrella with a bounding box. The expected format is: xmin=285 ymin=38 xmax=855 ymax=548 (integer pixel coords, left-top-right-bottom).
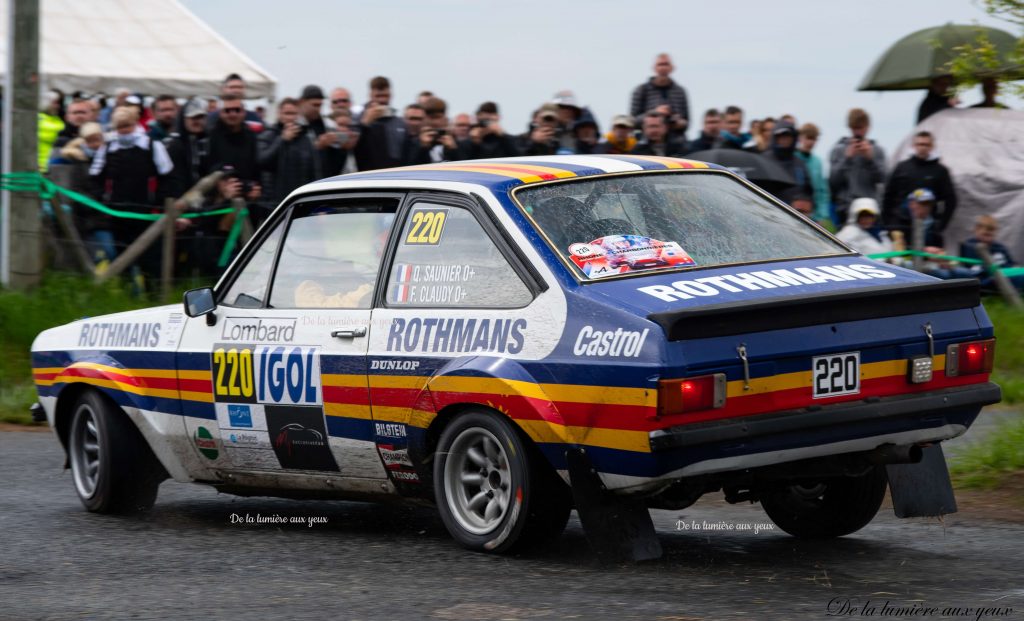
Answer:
xmin=858 ymin=23 xmax=1021 ymax=91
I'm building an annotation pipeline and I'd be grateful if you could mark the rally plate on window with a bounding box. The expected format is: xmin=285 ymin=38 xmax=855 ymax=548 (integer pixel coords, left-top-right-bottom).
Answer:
xmin=811 ymin=352 xmax=860 ymax=399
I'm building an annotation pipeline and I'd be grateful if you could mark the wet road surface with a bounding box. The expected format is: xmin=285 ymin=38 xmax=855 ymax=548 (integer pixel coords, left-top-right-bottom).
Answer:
xmin=2 ymin=425 xmax=1022 ymax=621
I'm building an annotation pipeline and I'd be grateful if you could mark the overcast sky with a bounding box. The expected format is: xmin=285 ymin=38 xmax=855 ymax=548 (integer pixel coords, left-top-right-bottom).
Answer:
xmin=180 ymin=0 xmax=1021 ymax=160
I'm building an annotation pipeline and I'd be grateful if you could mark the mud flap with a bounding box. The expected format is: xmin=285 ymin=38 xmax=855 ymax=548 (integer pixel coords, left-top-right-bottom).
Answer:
xmin=886 ymin=445 xmax=958 ymax=518
xmin=566 ymin=448 xmax=662 ymax=562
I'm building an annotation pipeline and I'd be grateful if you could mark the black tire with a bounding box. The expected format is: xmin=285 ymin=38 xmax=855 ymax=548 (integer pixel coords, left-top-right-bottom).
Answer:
xmin=67 ymin=390 xmax=165 ymax=514
xmin=434 ymin=410 xmax=571 ymax=553
xmin=760 ymin=466 xmax=888 ymax=538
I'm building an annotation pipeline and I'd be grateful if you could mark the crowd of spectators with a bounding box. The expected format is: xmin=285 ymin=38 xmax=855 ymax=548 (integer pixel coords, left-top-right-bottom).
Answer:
xmin=34 ymin=53 xmax=1014 ymax=286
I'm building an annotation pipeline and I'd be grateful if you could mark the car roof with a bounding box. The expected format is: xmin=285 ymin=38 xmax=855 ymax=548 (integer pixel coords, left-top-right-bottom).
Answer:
xmin=308 ymin=154 xmax=726 ymax=194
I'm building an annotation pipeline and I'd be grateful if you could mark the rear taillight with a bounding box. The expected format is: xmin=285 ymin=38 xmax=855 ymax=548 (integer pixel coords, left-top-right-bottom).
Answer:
xmin=946 ymin=339 xmax=995 ymax=377
xmin=658 ymin=373 xmax=726 ymax=416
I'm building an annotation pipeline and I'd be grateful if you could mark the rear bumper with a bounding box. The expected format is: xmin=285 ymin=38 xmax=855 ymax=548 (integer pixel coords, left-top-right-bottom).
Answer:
xmin=650 ymin=382 xmax=1002 ymax=451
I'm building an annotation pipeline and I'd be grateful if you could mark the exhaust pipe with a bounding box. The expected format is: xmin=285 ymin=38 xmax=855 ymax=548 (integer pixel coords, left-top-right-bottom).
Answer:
xmin=867 ymin=443 xmax=923 ymax=465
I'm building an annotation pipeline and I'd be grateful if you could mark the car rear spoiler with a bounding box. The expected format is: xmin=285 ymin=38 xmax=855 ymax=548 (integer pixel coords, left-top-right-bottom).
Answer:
xmin=647 ymin=279 xmax=981 ymax=341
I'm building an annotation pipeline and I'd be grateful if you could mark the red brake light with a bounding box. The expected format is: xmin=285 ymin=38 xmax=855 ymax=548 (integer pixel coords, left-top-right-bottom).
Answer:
xmin=658 ymin=374 xmax=726 ymax=416
xmin=946 ymin=339 xmax=995 ymax=377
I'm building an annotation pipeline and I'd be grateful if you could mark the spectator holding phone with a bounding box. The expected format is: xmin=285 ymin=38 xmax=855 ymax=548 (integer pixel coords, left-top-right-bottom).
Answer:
xmin=354 ymin=76 xmax=409 ymax=170
xmin=829 ymin=108 xmax=886 ymax=226
xmin=519 ymin=104 xmax=562 ymax=156
xmin=411 ymin=96 xmax=461 ymax=164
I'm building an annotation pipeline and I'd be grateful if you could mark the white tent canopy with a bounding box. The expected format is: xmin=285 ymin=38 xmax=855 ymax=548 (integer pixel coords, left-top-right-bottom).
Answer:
xmin=892 ymin=108 xmax=1024 ymax=262
xmin=0 ymin=0 xmax=276 ymax=99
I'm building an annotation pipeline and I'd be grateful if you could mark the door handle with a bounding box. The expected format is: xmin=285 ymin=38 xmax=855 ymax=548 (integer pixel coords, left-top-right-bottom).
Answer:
xmin=331 ymin=327 xmax=367 ymax=339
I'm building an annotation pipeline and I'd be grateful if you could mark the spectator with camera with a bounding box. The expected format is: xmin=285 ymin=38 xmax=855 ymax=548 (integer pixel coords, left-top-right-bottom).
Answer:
xmin=519 ymin=104 xmax=563 ymax=156
xmin=461 ymin=101 xmax=520 ymax=159
xmin=205 ymin=94 xmax=262 ymax=211
xmin=411 ymin=96 xmax=461 ymax=164
xmin=630 ymin=53 xmax=690 ymax=141
xmin=164 ymin=98 xmax=210 ymax=198
xmin=829 ymin=108 xmax=886 ymax=226
xmin=632 ymin=112 xmax=687 ymax=157
xmin=259 ymin=97 xmax=321 ymax=208
xmin=353 ymin=76 xmax=409 ymax=170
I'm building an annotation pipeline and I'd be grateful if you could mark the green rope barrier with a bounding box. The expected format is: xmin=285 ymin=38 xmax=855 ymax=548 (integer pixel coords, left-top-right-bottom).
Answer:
xmin=867 ymin=249 xmax=1023 ymax=278
xmin=0 ymin=171 xmax=237 ymax=220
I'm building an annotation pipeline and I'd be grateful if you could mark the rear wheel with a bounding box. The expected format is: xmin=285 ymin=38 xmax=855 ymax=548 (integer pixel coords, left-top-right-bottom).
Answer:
xmin=760 ymin=466 xmax=888 ymax=538
xmin=68 ymin=390 xmax=164 ymax=514
xmin=434 ymin=410 xmax=571 ymax=553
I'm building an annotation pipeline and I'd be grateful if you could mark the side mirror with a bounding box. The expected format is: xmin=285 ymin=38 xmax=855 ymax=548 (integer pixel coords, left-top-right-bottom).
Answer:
xmin=184 ymin=287 xmax=217 ymax=319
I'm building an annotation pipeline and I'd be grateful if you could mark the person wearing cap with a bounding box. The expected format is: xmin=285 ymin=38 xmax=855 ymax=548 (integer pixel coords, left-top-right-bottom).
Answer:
xmin=633 ymin=112 xmax=687 ymax=158
xmin=881 ymin=130 xmax=957 ymax=234
xmin=762 ymin=120 xmax=814 ymax=207
xmin=630 ymin=53 xmax=690 ymax=141
xmin=549 ymin=92 xmax=587 ymax=153
xmin=463 ymin=101 xmax=520 ymax=160
xmin=836 ymin=197 xmax=893 ymax=255
xmin=595 ymin=115 xmax=637 ymax=154
xmin=570 ymin=109 xmax=601 ymax=155
xmin=164 ymin=98 xmax=210 ymax=198
xmin=903 ymin=188 xmax=945 ymax=252
xmin=519 ymin=103 xmax=563 ymax=156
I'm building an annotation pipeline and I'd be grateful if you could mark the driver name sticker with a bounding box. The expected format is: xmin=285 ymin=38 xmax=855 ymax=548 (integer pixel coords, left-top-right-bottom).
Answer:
xmin=568 ymin=235 xmax=695 ymax=279
xmin=403 ymin=208 xmax=449 ymax=245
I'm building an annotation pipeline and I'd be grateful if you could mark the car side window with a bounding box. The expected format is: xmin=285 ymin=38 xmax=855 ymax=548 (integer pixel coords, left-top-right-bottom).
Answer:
xmin=220 ymin=217 xmax=285 ymax=308
xmin=387 ymin=202 xmax=532 ymax=308
xmin=268 ymin=200 xmax=397 ymax=309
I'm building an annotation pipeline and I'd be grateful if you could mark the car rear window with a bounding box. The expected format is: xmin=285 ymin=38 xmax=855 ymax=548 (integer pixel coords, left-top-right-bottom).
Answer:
xmin=513 ymin=172 xmax=848 ymax=280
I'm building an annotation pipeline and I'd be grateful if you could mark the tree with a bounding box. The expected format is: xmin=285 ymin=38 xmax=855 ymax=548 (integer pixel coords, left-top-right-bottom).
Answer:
xmin=948 ymin=0 xmax=1024 ymax=95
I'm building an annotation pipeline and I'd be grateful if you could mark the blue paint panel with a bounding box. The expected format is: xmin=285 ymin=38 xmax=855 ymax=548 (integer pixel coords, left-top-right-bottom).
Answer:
xmin=325 ymin=416 xmax=375 ymax=442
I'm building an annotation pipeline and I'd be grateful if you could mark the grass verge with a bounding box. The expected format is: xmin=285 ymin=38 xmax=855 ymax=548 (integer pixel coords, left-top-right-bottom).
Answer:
xmin=950 ymin=415 xmax=1024 ymax=489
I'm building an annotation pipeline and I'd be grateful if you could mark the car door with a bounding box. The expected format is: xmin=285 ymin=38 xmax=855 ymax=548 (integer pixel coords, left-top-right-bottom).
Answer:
xmin=176 ymin=194 xmax=401 ymax=483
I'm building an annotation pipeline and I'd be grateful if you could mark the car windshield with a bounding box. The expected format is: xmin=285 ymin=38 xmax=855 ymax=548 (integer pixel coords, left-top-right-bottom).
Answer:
xmin=513 ymin=172 xmax=848 ymax=280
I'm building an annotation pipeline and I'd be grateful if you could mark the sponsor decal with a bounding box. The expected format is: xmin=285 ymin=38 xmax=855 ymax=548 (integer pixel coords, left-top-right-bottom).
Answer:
xmin=370 ymin=359 xmax=420 ymax=371
xmin=221 ymin=317 xmax=296 ymax=343
xmin=386 ymin=318 xmax=526 ymax=354
xmin=403 ymin=207 xmax=449 ymax=245
xmin=211 ymin=345 xmax=321 ymax=406
xmin=378 ymin=444 xmax=415 ymax=468
xmin=78 ymin=322 xmax=161 ymax=348
xmin=228 ymin=404 xmax=253 ymax=428
xmin=390 ymin=470 xmax=420 ymax=482
xmin=194 ymin=426 xmax=218 ymax=460
xmin=637 ymin=263 xmax=898 ymax=301
xmin=569 ymin=236 xmax=695 ymax=279
xmin=375 ymin=422 xmax=408 ymax=438
xmin=573 ymin=326 xmax=650 ymax=358
xmin=265 ymin=406 xmax=339 ymax=472
xmin=227 ymin=431 xmax=262 ymax=447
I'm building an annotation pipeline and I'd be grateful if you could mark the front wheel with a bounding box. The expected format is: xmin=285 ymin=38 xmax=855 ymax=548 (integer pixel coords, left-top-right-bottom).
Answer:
xmin=760 ymin=466 xmax=888 ymax=538
xmin=68 ymin=390 xmax=165 ymax=514
xmin=434 ymin=410 xmax=571 ymax=553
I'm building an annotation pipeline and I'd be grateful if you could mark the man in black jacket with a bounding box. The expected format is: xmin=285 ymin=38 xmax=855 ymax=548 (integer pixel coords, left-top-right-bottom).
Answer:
xmin=259 ymin=97 xmax=320 ymax=207
xmin=206 ymin=94 xmax=262 ymax=226
xmin=632 ymin=113 xmax=686 ymax=157
xmin=761 ymin=121 xmax=814 ymax=205
xmin=687 ymin=108 xmax=721 ymax=153
xmin=881 ymin=131 xmax=957 ymax=234
xmin=296 ymin=85 xmax=348 ymax=177
xmin=354 ymin=76 xmax=409 ymax=170
xmin=630 ymin=53 xmax=690 ymax=141
xmin=460 ymin=101 xmax=520 ymax=160
xmin=164 ymin=98 xmax=209 ymax=198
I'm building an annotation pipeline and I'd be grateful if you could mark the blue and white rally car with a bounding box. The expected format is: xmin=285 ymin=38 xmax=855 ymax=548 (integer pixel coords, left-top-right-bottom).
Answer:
xmin=31 ymin=155 xmax=1000 ymax=557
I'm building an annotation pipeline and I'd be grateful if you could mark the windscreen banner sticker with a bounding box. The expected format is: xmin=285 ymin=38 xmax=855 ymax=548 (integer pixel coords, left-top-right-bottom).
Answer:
xmin=403 ymin=207 xmax=449 ymax=245
xmin=568 ymin=236 xmax=696 ymax=279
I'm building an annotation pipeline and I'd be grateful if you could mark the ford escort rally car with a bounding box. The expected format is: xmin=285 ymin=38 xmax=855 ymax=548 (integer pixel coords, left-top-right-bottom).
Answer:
xmin=31 ymin=155 xmax=1000 ymax=557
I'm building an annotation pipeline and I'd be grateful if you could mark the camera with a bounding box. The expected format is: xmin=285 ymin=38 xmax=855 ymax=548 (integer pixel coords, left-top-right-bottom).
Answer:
xmin=478 ymin=118 xmax=491 ymax=129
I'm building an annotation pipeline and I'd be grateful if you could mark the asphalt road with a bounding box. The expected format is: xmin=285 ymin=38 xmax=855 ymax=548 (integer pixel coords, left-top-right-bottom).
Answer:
xmin=2 ymin=425 xmax=1022 ymax=621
